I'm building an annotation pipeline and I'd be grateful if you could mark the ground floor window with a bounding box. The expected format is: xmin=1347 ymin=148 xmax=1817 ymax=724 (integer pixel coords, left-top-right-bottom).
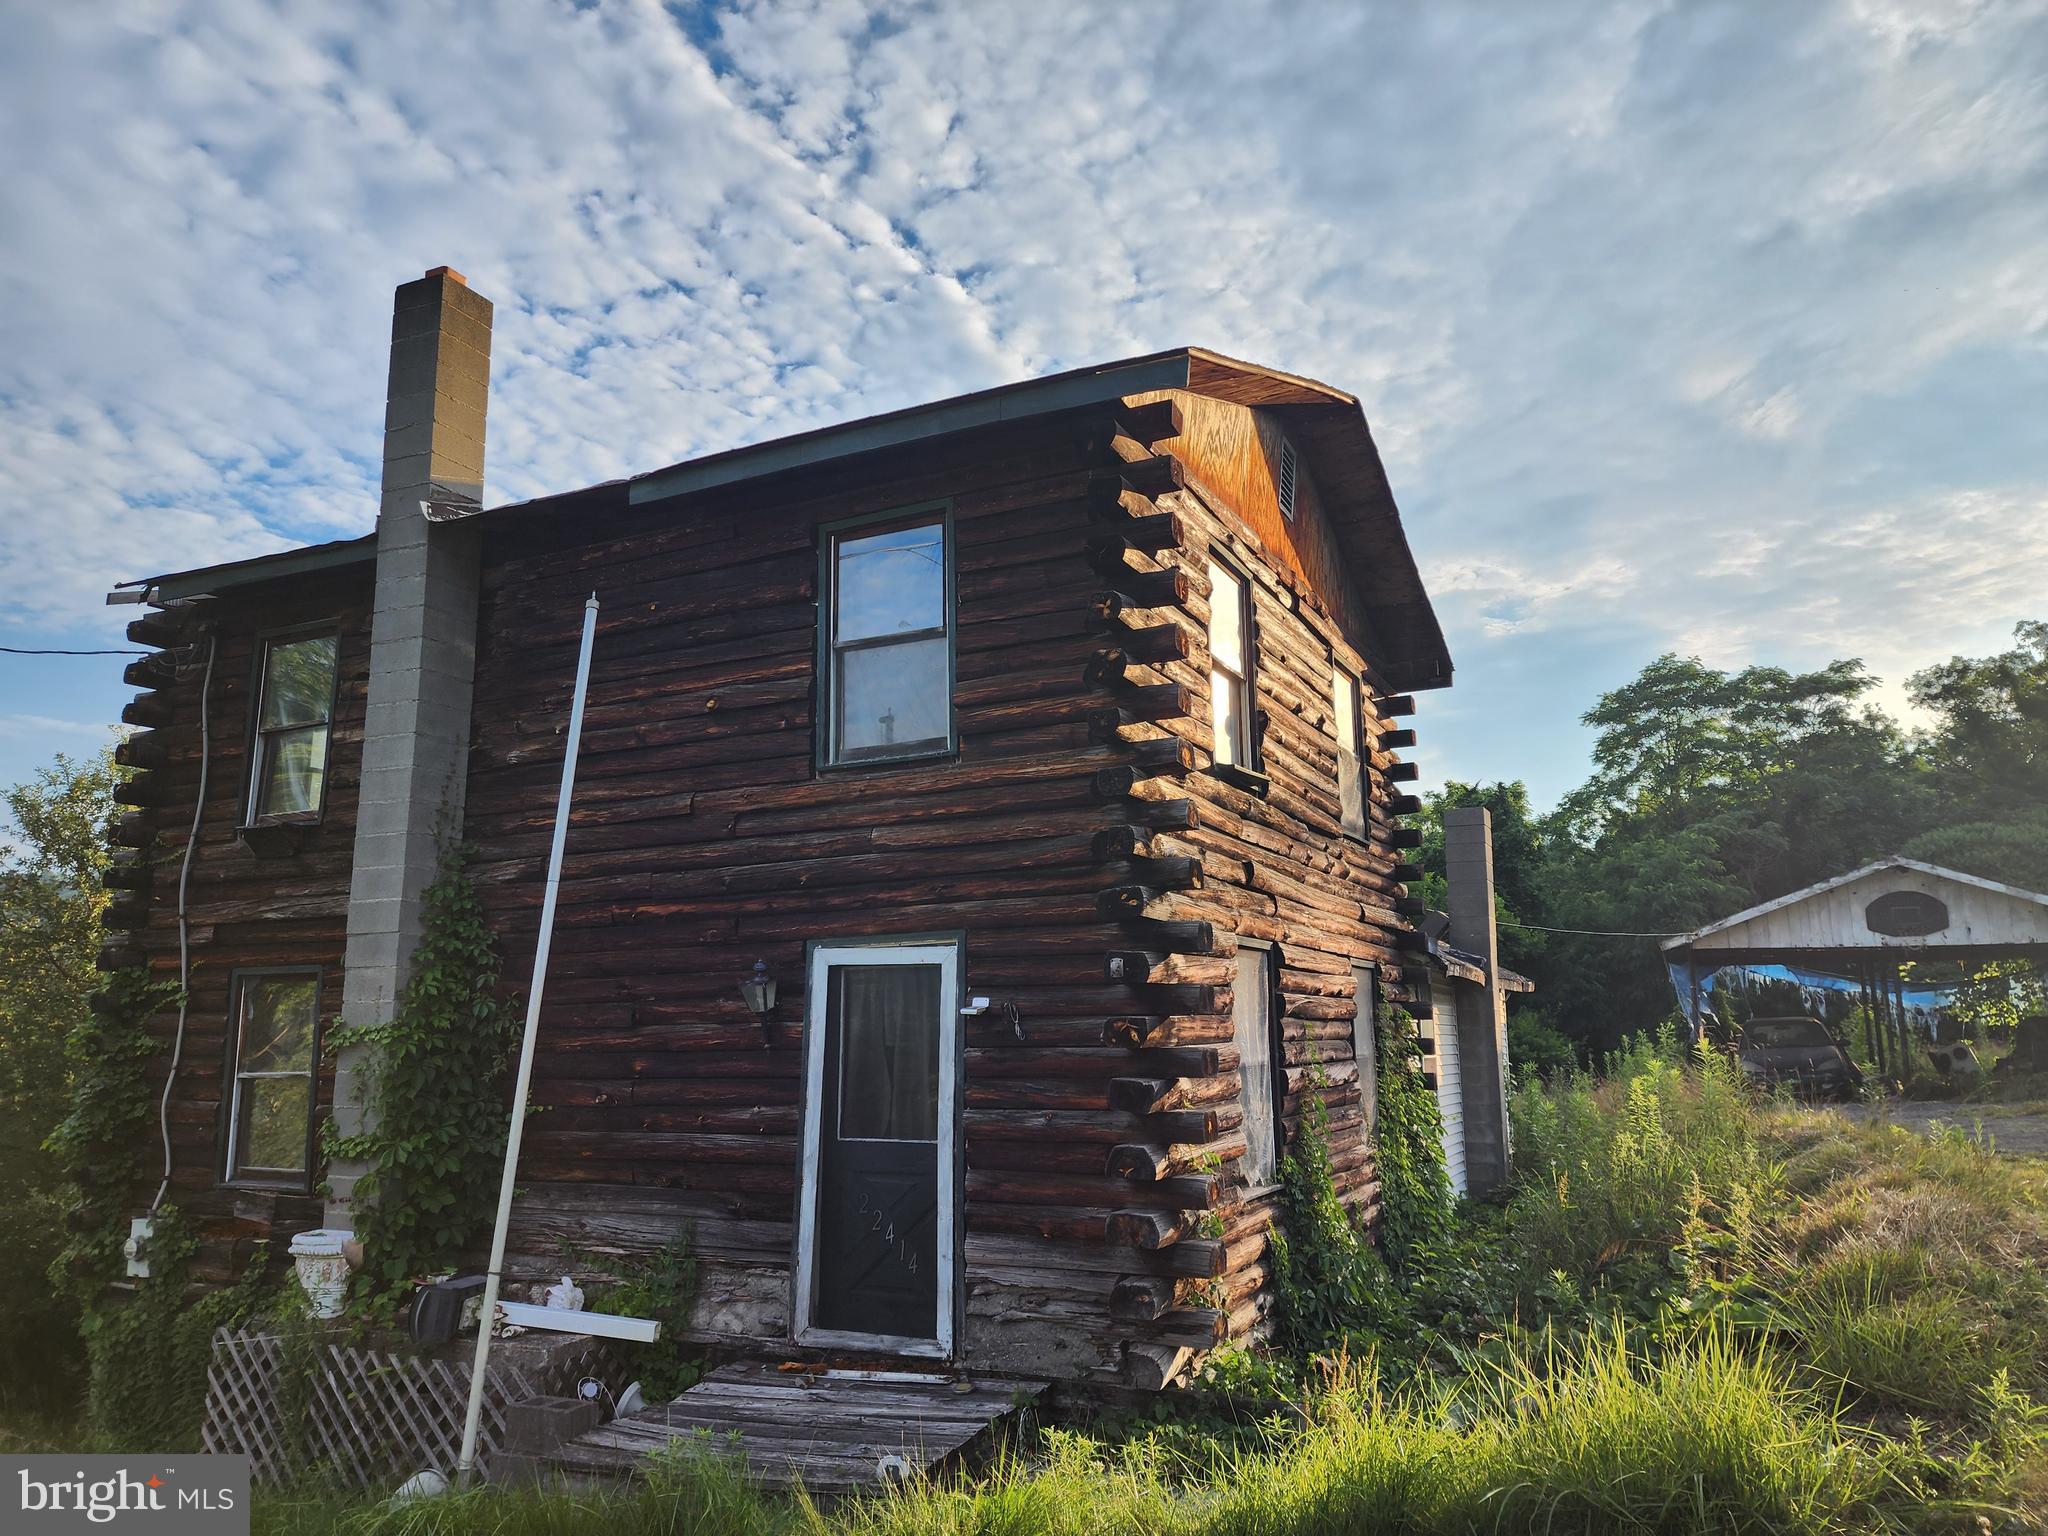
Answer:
xmin=1234 ymin=943 xmax=1280 ymax=1186
xmin=1351 ymin=962 xmax=1379 ymax=1132
xmin=222 ymin=969 xmax=322 ymax=1186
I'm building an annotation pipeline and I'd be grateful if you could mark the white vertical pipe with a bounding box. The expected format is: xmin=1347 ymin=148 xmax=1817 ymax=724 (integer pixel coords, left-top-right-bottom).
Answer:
xmin=456 ymin=593 xmax=599 ymax=1485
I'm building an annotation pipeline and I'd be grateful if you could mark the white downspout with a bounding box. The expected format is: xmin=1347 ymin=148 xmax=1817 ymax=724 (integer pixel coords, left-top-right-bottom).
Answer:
xmin=455 ymin=594 xmax=599 ymax=1485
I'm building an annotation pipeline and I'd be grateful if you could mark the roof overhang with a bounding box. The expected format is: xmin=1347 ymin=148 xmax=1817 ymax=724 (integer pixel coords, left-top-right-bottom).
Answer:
xmin=474 ymin=347 xmax=1452 ymax=691
xmin=1427 ymin=939 xmax=1534 ymax=992
xmin=117 ymin=534 xmax=376 ymax=604
xmin=123 ymin=348 xmax=1451 ymax=689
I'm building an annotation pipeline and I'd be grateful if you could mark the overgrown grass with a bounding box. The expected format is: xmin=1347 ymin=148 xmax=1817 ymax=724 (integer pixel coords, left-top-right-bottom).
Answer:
xmin=248 ymin=1030 xmax=2048 ymax=1535
xmin=249 ymin=1331 xmax=1986 ymax=1536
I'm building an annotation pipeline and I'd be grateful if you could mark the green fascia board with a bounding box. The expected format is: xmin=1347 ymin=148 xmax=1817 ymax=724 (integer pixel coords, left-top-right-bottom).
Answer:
xmin=627 ymin=353 xmax=1192 ymax=508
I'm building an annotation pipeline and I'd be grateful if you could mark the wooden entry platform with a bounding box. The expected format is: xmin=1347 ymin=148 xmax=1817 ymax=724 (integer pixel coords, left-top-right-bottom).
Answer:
xmin=546 ymin=1361 xmax=1045 ymax=1493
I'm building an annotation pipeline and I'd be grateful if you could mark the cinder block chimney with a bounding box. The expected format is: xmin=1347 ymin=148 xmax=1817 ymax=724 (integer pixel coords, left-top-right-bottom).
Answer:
xmin=1444 ymin=806 xmax=1511 ymax=1192
xmin=328 ymin=267 xmax=490 ymax=1222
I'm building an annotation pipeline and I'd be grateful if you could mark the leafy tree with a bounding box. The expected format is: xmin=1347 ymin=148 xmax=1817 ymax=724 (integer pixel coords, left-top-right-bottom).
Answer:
xmin=1 ymin=750 xmax=116 ymax=1113
xmin=1562 ymin=655 xmax=1878 ymax=828
xmin=1557 ymin=653 xmax=1931 ymax=903
xmin=1525 ymin=652 xmax=1948 ymax=1049
xmin=1911 ymin=622 xmax=2048 ymax=814
xmin=0 ymin=746 xmax=119 ymax=1417
xmin=1410 ymin=780 xmax=1549 ymax=977
xmin=1906 ymin=622 xmax=2048 ymax=890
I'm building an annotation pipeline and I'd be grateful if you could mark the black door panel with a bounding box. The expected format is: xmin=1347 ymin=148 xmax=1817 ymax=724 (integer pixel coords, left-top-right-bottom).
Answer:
xmin=812 ymin=961 xmax=942 ymax=1341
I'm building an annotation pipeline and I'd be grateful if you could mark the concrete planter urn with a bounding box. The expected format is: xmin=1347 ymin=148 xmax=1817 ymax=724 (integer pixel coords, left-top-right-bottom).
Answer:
xmin=288 ymin=1228 xmax=354 ymax=1319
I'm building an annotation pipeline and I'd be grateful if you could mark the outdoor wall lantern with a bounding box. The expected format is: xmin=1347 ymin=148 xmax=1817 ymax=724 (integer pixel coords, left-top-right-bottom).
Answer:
xmin=739 ymin=959 xmax=778 ymax=1046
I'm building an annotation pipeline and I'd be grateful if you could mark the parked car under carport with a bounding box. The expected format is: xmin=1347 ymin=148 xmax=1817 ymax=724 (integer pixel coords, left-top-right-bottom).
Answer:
xmin=1736 ymin=1016 xmax=1864 ymax=1100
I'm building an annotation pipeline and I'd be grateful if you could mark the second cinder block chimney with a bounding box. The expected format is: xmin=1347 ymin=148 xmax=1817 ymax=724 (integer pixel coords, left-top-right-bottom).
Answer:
xmin=328 ymin=267 xmax=491 ymax=1223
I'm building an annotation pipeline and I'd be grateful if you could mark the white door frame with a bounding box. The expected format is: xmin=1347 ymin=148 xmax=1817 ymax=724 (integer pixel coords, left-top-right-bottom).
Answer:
xmin=793 ymin=938 xmax=960 ymax=1358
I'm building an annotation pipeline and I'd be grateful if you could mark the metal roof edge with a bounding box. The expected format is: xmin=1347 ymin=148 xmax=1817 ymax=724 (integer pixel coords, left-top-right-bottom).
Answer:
xmin=141 ymin=535 xmax=377 ymax=603
xmin=624 ymin=352 xmax=1196 ymax=509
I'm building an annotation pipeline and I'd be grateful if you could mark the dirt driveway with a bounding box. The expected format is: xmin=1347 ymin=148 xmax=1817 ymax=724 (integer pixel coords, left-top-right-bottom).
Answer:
xmin=1841 ymin=1098 xmax=2048 ymax=1158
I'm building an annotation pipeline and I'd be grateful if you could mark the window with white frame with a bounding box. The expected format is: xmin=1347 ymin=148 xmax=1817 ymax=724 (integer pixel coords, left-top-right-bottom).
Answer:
xmin=1332 ymin=663 xmax=1366 ymax=837
xmin=825 ymin=515 xmax=952 ymax=764
xmin=223 ymin=971 xmax=321 ymax=1185
xmin=1207 ymin=559 xmax=1256 ymax=770
xmin=1351 ymin=962 xmax=1379 ymax=1133
xmin=1234 ymin=945 xmax=1279 ymax=1185
xmin=247 ymin=631 xmax=338 ymax=821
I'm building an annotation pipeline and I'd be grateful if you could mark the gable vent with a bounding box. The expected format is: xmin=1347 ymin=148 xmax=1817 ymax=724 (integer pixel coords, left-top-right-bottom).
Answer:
xmin=1277 ymin=437 xmax=1299 ymax=521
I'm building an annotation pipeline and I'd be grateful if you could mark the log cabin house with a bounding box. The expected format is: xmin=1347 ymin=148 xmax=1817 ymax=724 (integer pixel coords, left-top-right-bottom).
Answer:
xmin=98 ymin=268 xmax=1518 ymax=1391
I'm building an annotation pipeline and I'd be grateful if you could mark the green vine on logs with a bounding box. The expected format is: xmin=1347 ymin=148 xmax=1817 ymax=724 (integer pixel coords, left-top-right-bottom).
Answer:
xmin=44 ymin=968 xmax=274 ymax=1450
xmin=81 ymin=1209 xmax=270 ymax=1451
xmin=47 ymin=967 xmax=180 ymax=1285
xmin=324 ymin=846 xmax=517 ymax=1311
xmin=1372 ymin=1001 xmax=1452 ymax=1272
xmin=1269 ymin=1070 xmax=1398 ymax=1357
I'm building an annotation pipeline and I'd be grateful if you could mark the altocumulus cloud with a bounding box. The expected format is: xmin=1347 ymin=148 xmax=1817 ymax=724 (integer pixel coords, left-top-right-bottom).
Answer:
xmin=0 ymin=0 xmax=2044 ymax=801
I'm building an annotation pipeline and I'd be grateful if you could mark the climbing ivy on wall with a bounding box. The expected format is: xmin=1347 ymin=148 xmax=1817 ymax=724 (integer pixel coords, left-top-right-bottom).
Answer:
xmin=1269 ymin=1074 xmax=1398 ymax=1357
xmin=1371 ymin=1001 xmax=1453 ymax=1272
xmin=324 ymin=846 xmax=517 ymax=1311
xmin=44 ymin=967 xmax=273 ymax=1449
xmin=81 ymin=1208 xmax=270 ymax=1450
xmin=47 ymin=967 xmax=178 ymax=1272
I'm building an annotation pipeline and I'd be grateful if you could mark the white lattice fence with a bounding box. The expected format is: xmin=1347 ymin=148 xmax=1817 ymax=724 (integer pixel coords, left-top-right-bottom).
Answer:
xmin=202 ymin=1327 xmax=615 ymax=1487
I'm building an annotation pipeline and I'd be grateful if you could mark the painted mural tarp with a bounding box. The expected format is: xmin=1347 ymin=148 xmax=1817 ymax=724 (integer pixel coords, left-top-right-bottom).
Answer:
xmin=1668 ymin=960 xmax=1954 ymax=1036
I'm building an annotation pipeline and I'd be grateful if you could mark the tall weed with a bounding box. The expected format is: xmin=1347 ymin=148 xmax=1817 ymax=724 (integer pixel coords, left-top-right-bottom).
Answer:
xmin=1507 ymin=1023 xmax=1771 ymax=1309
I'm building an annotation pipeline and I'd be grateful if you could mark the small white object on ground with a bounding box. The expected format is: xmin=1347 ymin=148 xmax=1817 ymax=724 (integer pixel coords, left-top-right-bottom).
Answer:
xmin=544 ymin=1275 xmax=585 ymax=1311
xmin=392 ymin=1469 xmax=448 ymax=1503
xmin=496 ymin=1299 xmax=661 ymax=1342
xmin=615 ymin=1380 xmax=644 ymax=1417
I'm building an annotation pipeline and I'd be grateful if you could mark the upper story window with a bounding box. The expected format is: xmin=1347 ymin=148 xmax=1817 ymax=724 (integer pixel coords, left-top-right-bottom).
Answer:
xmin=824 ymin=513 xmax=953 ymax=766
xmin=247 ymin=631 xmax=338 ymax=822
xmin=1207 ymin=559 xmax=1258 ymax=771
xmin=223 ymin=969 xmax=322 ymax=1187
xmin=1332 ymin=663 xmax=1366 ymax=837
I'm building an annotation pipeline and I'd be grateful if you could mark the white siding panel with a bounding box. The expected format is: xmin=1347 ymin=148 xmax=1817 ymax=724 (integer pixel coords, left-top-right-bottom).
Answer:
xmin=1430 ymin=978 xmax=1467 ymax=1196
xmin=1701 ymin=864 xmax=2048 ymax=955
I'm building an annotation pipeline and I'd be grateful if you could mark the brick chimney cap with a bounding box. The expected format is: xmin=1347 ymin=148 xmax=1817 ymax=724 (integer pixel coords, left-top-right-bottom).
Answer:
xmin=424 ymin=265 xmax=468 ymax=285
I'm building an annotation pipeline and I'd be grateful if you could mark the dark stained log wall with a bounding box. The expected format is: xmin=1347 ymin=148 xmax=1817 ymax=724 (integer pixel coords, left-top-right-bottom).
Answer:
xmin=466 ymin=411 xmax=1207 ymax=1383
xmin=1080 ymin=395 xmax=1418 ymax=1381
xmin=468 ymin=398 xmax=1419 ymax=1386
xmin=107 ymin=565 xmax=374 ymax=1285
xmin=106 ymin=390 xmax=1425 ymax=1391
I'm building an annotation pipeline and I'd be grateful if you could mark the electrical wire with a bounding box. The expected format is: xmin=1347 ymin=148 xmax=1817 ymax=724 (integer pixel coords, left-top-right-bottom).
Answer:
xmin=0 ymin=645 xmax=150 ymax=656
xmin=150 ymin=630 xmax=215 ymax=1216
xmin=1499 ymin=920 xmax=1687 ymax=938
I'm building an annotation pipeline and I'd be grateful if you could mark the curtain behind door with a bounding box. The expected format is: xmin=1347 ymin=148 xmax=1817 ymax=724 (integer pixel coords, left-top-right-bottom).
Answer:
xmin=836 ymin=964 xmax=940 ymax=1141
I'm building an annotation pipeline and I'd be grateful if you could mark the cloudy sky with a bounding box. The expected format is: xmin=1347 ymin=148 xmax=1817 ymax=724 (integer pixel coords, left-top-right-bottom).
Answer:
xmin=2 ymin=0 xmax=2044 ymax=808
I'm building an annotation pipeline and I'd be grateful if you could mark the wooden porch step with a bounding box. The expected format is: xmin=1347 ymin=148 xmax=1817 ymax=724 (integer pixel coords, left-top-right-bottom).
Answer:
xmin=545 ymin=1361 xmax=1045 ymax=1493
